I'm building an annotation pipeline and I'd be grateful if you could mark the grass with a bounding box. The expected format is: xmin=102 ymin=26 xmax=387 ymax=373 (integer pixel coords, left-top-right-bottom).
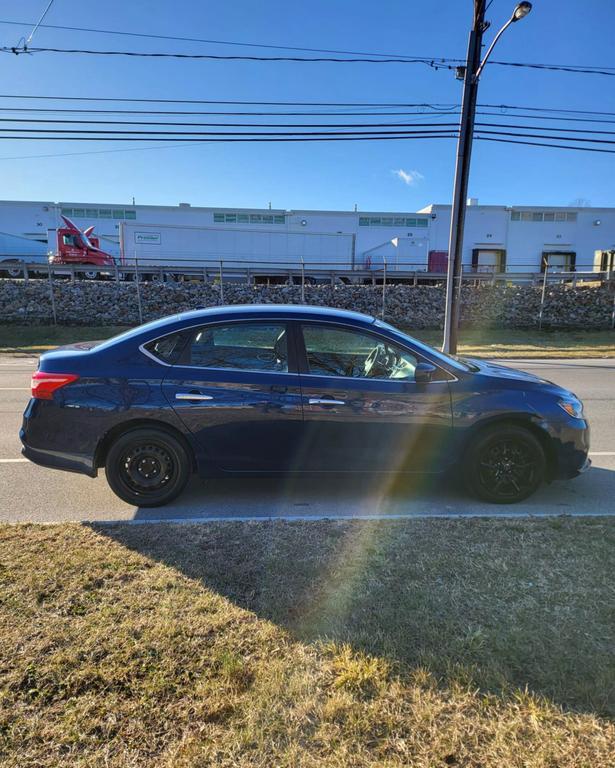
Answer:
xmin=0 ymin=325 xmax=130 ymax=353
xmin=0 ymin=323 xmax=612 ymax=357
xmin=1 ymin=518 xmax=614 ymax=767
xmin=412 ymin=328 xmax=615 ymax=358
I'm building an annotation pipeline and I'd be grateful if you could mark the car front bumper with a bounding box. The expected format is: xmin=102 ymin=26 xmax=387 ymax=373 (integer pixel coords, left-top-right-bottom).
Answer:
xmin=548 ymin=418 xmax=590 ymax=480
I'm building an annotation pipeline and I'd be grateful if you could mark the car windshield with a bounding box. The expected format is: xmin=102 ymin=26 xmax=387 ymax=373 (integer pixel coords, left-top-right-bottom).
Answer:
xmin=373 ymin=319 xmax=471 ymax=373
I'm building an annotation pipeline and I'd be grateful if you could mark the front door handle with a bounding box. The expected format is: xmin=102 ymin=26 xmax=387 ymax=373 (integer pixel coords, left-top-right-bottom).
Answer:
xmin=308 ymin=397 xmax=346 ymax=406
xmin=175 ymin=392 xmax=213 ymax=401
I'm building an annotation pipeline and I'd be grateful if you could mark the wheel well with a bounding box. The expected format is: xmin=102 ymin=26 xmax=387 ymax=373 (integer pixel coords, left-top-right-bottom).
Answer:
xmin=95 ymin=419 xmax=196 ymax=470
xmin=465 ymin=417 xmax=557 ymax=478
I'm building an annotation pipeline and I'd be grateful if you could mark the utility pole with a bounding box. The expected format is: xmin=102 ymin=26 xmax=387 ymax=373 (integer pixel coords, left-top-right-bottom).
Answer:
xmin=442 ymin=2 xmax=532 ymax=354
xmin=442 ymin=2 xmax=485 ymax=354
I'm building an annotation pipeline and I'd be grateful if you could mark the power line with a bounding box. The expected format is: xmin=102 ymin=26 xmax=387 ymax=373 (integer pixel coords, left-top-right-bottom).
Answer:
xmin=0 ymin=18 xmax=442 ymax=60
xmin=4 ymin=124 xmax=615 ymax=147
xmin=3 ymin=46 xmax=457 ymax=66
xmin=4 ymin=117 xmax=615 ymax=137
xmin=0 ymin=127 xmax=461 ymax=137
xmin=0 ymin=134 xmax=459 ymax=143
xmin=4 ymin=94 xmax=615 ymax=121
xmin=476 ymin=136 xmax=615 ymax=155
xmin=0 ymin=117 xmax=461 ymax=129
xmin=0 ymin=93 xmax=458 ymax=108
xmin=5 ymin=44 xmax=615 ymax=78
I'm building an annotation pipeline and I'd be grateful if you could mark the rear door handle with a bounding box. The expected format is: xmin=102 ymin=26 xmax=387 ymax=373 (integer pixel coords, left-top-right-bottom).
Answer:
xmin=175 ymin=392 xmax=213 ymax=401
xmin=308 ymin=397 xmax=346 ymax=406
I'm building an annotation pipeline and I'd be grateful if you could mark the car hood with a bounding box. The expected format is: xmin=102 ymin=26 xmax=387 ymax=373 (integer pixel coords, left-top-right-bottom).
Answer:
xmin=460 ymin=357 xmax=559 ymax=387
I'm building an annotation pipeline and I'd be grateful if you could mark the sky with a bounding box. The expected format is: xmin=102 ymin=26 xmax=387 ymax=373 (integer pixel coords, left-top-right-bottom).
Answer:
xmin=1 ymin=0 xmax=614 ymax=212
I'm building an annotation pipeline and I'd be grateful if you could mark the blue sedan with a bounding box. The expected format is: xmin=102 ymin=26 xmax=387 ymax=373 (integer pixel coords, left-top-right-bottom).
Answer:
xmin=20 ymin=305 xmax=590 ymax=507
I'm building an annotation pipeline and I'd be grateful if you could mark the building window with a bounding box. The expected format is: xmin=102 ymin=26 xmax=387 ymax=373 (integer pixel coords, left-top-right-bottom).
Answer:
xmin=358 ymin=216 xmax=428 ymax=228
xmin=61 ymin=207 xmax=135 ymax=220
xmin=511 ymin=210 xmax=578 ymax=223
xmin=213 ymin=211 xmax=286 ymax=225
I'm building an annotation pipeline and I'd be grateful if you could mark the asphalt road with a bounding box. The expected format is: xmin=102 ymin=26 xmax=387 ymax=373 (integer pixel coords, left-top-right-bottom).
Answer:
xmin=1 ymin=354 xmax=614 ymax=524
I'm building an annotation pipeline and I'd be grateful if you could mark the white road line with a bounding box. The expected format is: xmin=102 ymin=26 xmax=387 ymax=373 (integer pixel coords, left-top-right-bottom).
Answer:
xmin=0 ymin=388 xmax=29 ymax=390
xmin=0 ymin=453 xmax=614 ymax=466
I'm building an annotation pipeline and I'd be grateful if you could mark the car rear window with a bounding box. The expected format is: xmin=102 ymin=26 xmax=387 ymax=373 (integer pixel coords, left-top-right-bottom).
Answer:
xmin=143 ymin=332 xmax=186 ymax=364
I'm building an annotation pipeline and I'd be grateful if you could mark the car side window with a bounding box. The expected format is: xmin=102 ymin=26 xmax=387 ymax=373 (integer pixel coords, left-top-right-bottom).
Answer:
xmin=302 ymin=325 xmax=419 ymax=380
xmin=143 ymin=332 xmax=187 ymax=364
xmin=188 ymin=323 xmax=289 ymax=373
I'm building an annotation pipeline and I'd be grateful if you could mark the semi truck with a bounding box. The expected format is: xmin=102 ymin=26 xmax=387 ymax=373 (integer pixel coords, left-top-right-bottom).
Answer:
xmin=1 ymin=217 xmax=117 ymax=278
xmin=47 ymin=216 xmax=116 ymax=277
xmin=118 ymin=221 xmax=355 ymax=282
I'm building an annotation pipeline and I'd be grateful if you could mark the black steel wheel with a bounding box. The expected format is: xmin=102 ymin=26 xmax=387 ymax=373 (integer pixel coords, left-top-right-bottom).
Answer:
xmin=105 ymin=427 xmax=191 ymax=507
xmin=465 ymin=425 xmax=546 ymax=504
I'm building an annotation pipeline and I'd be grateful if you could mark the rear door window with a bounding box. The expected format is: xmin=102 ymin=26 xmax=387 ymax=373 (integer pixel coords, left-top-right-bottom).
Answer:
xmin=187 ymin=322 xmax=289 ymax=373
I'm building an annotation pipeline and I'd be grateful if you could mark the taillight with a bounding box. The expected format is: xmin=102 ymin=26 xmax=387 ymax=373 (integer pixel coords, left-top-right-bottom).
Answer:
xmin=31 ymin=372 xmax=80 ymax=400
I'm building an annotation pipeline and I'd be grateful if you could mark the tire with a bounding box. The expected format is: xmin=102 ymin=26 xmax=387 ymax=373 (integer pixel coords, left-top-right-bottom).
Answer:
xmin=2 ymin=260 xmax=23 ymax=279
xmin=105 ymin=427 xmax=191 ymax=507
xmin=81 ymin=269 xmax=99 ymax=280
xmin=465 ymin=424 xmax=546 ymax=504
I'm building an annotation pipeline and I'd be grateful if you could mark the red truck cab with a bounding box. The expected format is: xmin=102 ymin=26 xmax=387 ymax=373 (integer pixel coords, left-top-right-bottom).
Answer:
xmin=49 ymin=216 xmax=116 ymax=277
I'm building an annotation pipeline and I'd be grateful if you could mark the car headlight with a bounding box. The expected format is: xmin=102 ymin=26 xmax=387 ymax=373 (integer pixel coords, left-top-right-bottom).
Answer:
xmin=558 ymin=396 xmax=584 ymax=419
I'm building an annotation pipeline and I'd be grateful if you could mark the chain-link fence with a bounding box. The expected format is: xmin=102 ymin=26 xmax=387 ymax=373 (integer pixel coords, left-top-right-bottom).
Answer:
xmin=0 ymin=257 xmax=614 ymax=329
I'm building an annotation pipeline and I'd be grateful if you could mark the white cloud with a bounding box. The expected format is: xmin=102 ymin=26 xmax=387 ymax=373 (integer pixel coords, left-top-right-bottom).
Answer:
xmin=392 ymin=168 xmax=424 ymax=186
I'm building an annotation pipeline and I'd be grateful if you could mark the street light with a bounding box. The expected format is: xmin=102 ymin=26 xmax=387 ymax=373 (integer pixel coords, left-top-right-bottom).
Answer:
xmin=442 ymin=1 xmax=532 ymax=354
xmin=475 ymin=2 xmax=533 ymax=80
xmin=513 ymin=2 xmax=533 ymax=21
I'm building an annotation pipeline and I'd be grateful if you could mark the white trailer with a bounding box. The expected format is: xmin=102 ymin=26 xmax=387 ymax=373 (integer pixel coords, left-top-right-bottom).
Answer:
xmin=119 ymin=222 xmax=355 ymax=280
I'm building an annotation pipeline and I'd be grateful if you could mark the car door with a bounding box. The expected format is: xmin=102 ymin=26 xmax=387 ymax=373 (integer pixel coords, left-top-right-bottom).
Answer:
xmin=161 ymin=320 xmax=304 ymax=472
xmin=295 ymin=322 xmax=454 ymax=473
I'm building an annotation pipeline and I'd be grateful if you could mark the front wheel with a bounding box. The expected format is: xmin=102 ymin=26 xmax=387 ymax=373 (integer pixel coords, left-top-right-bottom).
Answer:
xmin=465 ymin=425 xmax=546 ymax=504
xmin=105 ymin=428 xmax=191 ymax=507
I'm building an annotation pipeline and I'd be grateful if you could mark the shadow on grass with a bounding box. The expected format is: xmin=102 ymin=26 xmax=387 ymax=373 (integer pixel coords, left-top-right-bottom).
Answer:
xmin=90 ymin=500 xmax=615 ymax=719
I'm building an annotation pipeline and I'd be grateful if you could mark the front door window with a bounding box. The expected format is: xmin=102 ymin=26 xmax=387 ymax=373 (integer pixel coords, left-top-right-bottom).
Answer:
xmin=302 ymin=325 xmax=418 ymax=380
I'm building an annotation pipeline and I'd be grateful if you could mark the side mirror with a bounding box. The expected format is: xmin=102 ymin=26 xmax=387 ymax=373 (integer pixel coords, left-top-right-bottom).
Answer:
xmin=414 ymin=361 xmax=437 ymax=384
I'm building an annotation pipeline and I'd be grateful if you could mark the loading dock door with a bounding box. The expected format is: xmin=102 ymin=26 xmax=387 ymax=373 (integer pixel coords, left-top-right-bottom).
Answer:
xmin=541 ymin=251 xmax=576 ymax=272
xmin=471 ymin=248 xmax=506 ymax=272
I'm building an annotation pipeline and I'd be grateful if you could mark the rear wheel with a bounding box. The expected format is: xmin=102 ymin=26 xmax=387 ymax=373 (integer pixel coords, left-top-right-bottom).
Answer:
xmin=465 ymin=425 xmax=545 ymax=504
xmin=105 ymin=427 xmax=191 ymax=507
xmin=2 ymin=260 xmax=23 ymax=278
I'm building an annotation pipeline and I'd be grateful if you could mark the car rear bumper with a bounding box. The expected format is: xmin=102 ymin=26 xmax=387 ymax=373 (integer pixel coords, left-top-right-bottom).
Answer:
xmin=20 ymin=439 xmax=98 ymax=477
xmin=20 ymin=414 xmax=97 ymax=477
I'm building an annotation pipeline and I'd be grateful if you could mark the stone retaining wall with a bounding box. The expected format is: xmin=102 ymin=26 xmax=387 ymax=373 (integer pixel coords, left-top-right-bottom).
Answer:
xmin=0 ymin=279 xmax=613 ymax=329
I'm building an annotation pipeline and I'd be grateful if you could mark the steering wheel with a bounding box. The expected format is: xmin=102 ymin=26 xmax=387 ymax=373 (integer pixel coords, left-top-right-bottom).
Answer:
xmin=363 ymin=343 xmax=389 ymax=378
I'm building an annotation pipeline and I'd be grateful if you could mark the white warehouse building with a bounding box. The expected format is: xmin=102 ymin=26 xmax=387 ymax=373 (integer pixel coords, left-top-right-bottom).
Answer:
xmin=0 ymin=198 xmax=614 ymax=274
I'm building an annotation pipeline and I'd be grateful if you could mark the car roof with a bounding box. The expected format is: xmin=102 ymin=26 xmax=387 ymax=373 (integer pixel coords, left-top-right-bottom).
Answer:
xmin=93 ymin=304 xmax=377 ymax=352
xmin=177 ymin=304 xmax=375 ymax=324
